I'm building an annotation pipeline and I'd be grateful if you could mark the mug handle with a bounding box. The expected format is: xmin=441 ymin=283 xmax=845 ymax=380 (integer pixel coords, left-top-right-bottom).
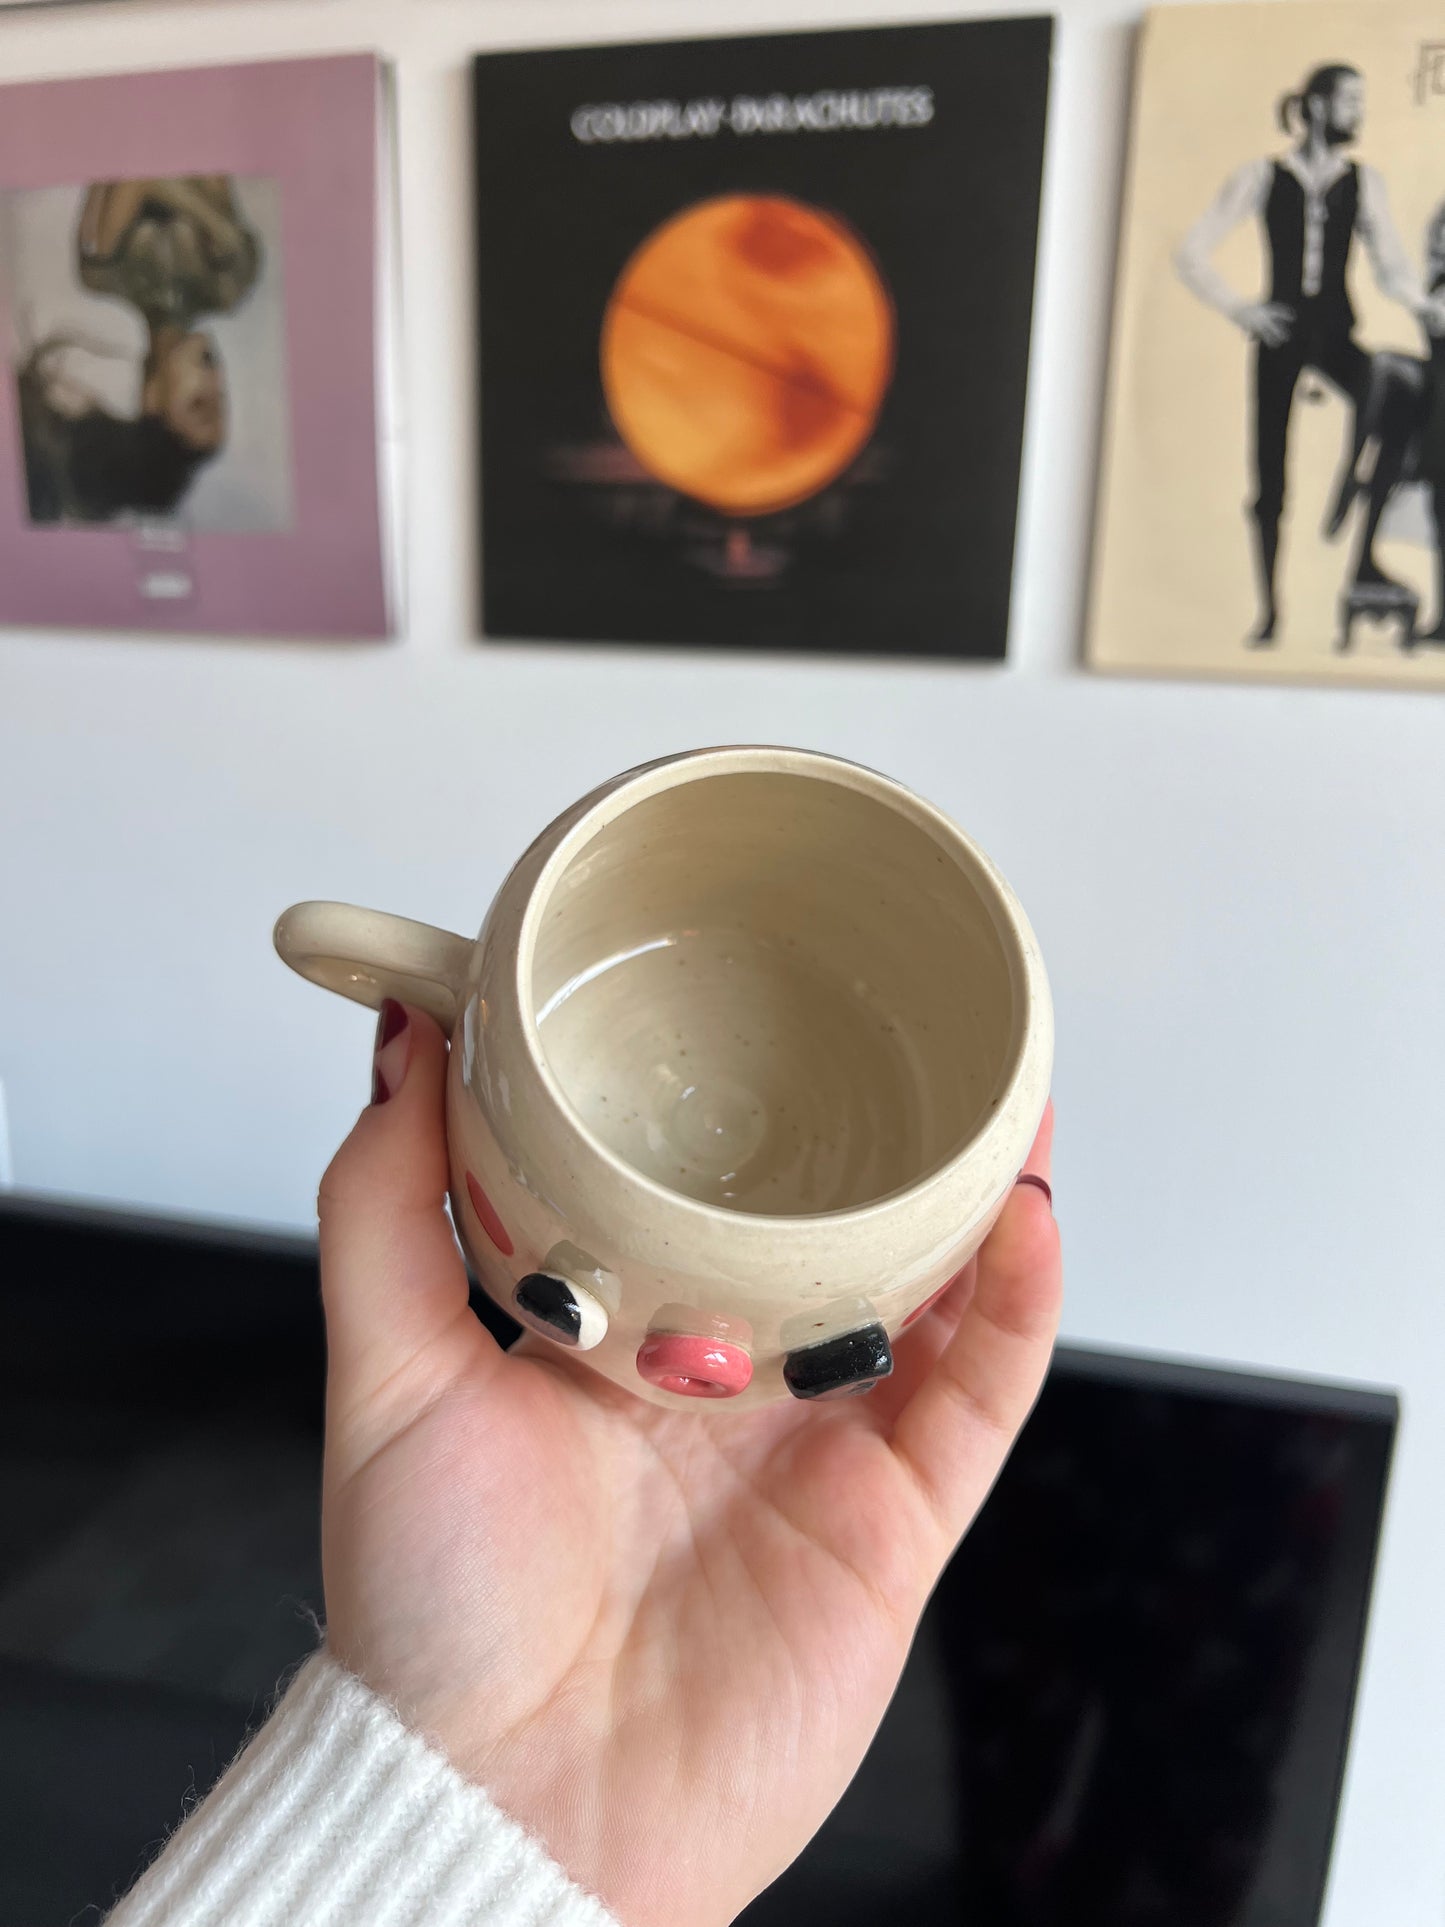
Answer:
xmin=273 ymin=901 xmax=472 ymax=1033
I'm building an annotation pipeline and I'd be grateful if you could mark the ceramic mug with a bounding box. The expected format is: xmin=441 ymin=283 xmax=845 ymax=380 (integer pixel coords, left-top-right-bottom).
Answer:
xmin=274 ymin=746 xmax=1052 ymax=1409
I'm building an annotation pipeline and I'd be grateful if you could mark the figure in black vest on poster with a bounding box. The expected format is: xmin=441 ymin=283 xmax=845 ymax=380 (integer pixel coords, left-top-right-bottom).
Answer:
xmin=1175 ymin=63 xmax=1445 ymax=646
xmin=1417 ymin=201 xmax=1445 ymax=640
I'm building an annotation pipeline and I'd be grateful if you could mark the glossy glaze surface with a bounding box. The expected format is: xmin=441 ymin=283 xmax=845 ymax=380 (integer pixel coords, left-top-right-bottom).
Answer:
xmin=532 ymin=771 xmax=1015 ymax=1217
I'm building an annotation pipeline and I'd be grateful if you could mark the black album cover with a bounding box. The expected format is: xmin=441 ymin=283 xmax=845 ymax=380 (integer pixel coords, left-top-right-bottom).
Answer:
xmin=473 ymin=19 xmax=1052 ymax=657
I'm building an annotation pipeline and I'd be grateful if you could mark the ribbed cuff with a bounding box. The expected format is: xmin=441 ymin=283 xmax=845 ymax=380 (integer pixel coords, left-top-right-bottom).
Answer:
xmin=107 ymin=1653 xmax=620 ymax=1927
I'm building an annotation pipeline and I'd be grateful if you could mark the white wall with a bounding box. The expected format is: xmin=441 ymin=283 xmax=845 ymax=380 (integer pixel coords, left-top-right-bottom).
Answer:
xmin=1 ymin=0 xmax=1441 ymax=1919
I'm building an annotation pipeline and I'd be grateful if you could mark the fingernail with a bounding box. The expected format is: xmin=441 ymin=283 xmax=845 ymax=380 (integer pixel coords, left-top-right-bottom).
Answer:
xmin=1015 ymin=1172 xmax=1053 ymax=1209
xmin=371 ymin=999 xmax=409 ymax=1105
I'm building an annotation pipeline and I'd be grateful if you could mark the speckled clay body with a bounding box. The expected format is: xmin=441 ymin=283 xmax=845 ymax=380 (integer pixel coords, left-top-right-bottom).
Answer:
xmin=274 ymin=747 xmax=1053 ymax=1409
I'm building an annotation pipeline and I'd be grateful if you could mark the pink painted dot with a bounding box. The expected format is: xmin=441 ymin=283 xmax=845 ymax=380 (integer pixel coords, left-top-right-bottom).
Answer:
xmin=465 ymin=1171 xmax=514 ymax=1257
xmin=637 ymin=1333 xmax=752 ymax=1398
xmin=903 ymin=1268 xmax=969 ymax=1329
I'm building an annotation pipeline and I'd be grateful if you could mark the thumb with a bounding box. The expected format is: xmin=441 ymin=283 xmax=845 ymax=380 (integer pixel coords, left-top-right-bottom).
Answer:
xmin=889 ymin=1101 xmax=1061 ymax=1544
xmin=317 ymin=1000 xmax=494 ymax=1433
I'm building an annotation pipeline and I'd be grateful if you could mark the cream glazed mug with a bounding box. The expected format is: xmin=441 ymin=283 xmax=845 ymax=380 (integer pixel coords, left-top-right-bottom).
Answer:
xmin=274 ymin=746 xmax=1052 ymax=1410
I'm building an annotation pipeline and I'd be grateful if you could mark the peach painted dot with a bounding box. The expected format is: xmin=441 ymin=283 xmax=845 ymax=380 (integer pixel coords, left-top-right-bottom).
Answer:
xmin=637 ymin=1333 xmax=752 ymax=1398
xmin=465 ymin=1171 xmax=514 ymax=1257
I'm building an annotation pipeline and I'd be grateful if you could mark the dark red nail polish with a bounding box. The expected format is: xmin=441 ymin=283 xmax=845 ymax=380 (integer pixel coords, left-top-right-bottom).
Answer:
xmin=371 ymin=999 xmax=406 ymax=1105
xmin=1015 ymin=1172 xmax=1053 ymax=1209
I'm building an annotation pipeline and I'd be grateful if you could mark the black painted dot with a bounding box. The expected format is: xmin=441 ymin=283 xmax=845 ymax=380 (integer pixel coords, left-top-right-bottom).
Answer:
xmin=783 ymin=1323 xmax=893 ymax=1401
xmin=515 ymin=1273 xmax=582 ymax=1346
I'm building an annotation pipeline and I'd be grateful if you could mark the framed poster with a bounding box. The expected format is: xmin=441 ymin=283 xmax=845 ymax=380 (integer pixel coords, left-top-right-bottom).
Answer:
xmin=474 ymin=19 xmax=1053 ymax=658
xmin=1090 ymin=1 xmax=1445 ymax=686
xmin=0 ymin=54 xmax=397 ymax=638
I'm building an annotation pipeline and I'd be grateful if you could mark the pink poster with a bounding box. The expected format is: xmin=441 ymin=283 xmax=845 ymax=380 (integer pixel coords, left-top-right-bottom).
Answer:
xmin=0 ymin=54 xmax=393 ymax=639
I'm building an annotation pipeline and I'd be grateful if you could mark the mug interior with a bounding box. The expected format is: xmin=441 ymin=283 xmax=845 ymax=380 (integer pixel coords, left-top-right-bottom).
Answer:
xmin=529 ymin=768 xmax=1020 ymax=1217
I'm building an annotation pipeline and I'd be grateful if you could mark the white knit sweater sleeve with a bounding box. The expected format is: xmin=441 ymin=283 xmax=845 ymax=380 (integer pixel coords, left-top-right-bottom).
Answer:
xmin=106 ymin=1654 xmax=621 ymax=1927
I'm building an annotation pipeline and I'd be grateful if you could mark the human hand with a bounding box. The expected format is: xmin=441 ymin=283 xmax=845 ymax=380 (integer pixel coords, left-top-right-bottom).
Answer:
xmin=1236 ymin=300 xmax=1293 ymax=346
xmin=42 ymin=369 xmax=98 ymax=421
xmin=318 ymin=1004 xmax=1061 ymax=1927
xmin=145 ymin=176 xmax=245 ymax=259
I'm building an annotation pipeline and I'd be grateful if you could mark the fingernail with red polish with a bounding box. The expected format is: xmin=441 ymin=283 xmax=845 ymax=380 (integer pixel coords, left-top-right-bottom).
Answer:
xmin=371 ymin=999 xmax=409 ymax=1105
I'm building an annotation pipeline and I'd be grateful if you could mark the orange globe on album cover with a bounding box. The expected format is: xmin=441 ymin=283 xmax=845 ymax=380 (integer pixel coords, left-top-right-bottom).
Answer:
xmin=600 ymin=194 xmax=895 ymax=522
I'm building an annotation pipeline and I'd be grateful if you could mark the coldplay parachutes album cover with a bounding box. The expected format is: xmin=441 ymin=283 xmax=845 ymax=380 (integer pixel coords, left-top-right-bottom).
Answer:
xmin=473 ymin=18 xmax=1053 ymax=657
xmin=1090 ymin=1 xmax=1445 ymax=688
xmin=0 ymin=53 xmax=399 ymax=638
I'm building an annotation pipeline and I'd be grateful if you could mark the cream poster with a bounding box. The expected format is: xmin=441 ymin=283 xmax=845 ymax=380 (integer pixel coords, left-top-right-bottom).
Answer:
xmin=1090 ymin=2 xmax=1445 ymax=686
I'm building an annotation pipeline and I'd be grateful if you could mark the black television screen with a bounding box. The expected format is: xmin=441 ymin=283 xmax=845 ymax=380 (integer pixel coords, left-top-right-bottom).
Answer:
xmin=0 ymin=1201 xmax=1397 ymax=1926
xmin=742 ymin=1349 xmax=1396 ymax=1927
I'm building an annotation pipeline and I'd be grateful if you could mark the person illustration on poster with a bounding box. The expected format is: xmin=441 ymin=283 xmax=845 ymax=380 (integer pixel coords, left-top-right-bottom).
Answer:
xmin=17 ymin=175 xmax=261 ymax=524
xmin=1418 ymin=202 xmax=1445 ymax=639
xmin=1174 ymin=63 xmax=1445 ymax=646
xmin=1319 ymin=203 xmax=1445 ymax=649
